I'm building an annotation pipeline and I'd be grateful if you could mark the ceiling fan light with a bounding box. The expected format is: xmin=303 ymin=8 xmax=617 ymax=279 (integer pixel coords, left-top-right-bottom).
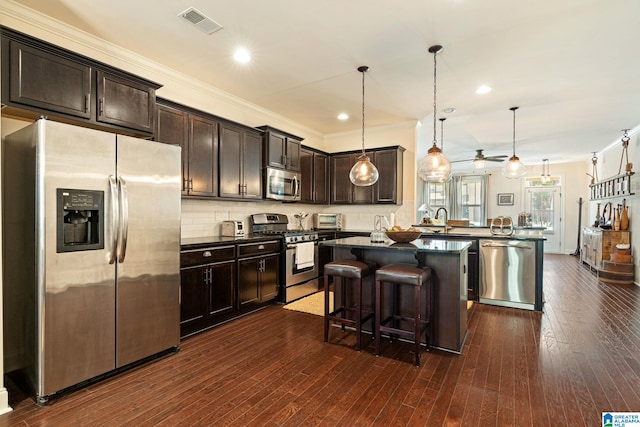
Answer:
xmin=349 ymin=154 xmax=379 ymax=186
xmin=473 ymin=158 xmax=486 ymax=169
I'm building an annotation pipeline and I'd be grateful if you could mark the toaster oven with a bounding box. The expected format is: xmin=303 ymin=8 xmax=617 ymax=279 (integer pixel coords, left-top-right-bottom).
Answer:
xmin=313 ymin=213 xmax=343 ymax=230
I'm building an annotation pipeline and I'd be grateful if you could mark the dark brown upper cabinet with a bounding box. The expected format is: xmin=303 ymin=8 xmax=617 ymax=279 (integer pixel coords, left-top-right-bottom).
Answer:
xmin=330 ymin=146 xmax=404 ymax=205
xmin=96 ymin=71 xmax=155 ymax=133
xmin=257 ymin=125 xmax=302 ymax=172
xmin=156 ymin=102 xmax=218 ymax=198
xmin=372 ymin=148 xmax=404 ymax=204
xmin=330 ymin=152 xmax=374 ymax=204
xmin=156 ymin=102 xmax=189 ymax=195
xmin=219 ymin=123 xmax=263 ymax=200
xmin=187 ymin=114 xmax=218 ymax=197
xmin=7 ymin=40 xmax=92 ymax=119
xmin=300 ymin=146 xmax=329 ymax=204
xmin=1 ymin=27 xmax=160 ymax=136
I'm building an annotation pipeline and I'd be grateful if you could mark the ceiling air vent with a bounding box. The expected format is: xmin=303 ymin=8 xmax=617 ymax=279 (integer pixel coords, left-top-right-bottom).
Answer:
xmin=178 ymin=7 xmax=223 ymax=35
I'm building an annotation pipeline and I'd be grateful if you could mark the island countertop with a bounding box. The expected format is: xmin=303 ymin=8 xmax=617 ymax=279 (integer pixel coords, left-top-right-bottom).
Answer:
xmin=320 ymin=236 xmax=472 ymax=253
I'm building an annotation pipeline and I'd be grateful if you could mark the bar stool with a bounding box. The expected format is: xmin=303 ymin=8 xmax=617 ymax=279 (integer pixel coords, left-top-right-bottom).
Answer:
xmin=374 ymin=264 xmax=433 ymax=366
xmin=324 ymin=259 xmax=376 ymax=351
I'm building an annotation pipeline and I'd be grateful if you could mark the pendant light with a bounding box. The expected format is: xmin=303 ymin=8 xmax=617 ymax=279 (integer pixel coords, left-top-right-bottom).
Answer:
xmin=418 ymin=45 xmax=451 ymax=182
xmin=349 ymin=66 xmax=379 ymax=186
xmin=502 ymin=106 xmax=527 ymax=178
xmin=541 ymin=158 xmax=551 ymax=183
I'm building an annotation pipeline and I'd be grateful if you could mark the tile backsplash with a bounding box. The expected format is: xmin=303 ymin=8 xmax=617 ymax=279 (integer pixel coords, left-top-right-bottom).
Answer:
xmin=180 ymin=199 xmax=415 ymax=238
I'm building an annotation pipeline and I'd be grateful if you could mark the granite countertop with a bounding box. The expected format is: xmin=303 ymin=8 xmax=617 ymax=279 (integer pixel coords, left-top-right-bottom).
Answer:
xmin=181 ymin=234 xmax=282 ymax=250
xmin=320 ymin=236 xmax=472 ymax=253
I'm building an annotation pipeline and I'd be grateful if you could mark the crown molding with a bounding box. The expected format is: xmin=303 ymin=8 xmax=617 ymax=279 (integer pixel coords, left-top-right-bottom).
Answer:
xmin=0 ymin=1 xmax=323 ymax=139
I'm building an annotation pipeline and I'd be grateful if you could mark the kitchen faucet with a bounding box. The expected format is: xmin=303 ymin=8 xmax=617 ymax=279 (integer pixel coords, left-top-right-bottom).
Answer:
xmin=435 ymin=207 xmax=448 ymax=234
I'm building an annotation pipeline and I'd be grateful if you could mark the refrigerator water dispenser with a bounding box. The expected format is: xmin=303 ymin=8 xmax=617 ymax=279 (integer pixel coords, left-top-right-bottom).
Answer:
xmin=56 ymin=188 xmax=104 ymax=252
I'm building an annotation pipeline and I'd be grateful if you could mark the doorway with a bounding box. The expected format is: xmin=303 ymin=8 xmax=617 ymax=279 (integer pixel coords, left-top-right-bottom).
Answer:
xmin=525 ymin=186 xmax=562 ymax=253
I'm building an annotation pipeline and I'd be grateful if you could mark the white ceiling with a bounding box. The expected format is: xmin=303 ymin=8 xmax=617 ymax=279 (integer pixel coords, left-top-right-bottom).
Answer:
xmin=10 ymin=0 xmax=640 ymax=170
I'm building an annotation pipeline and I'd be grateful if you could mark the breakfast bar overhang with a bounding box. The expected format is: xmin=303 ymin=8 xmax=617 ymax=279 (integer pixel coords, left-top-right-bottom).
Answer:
xmin=320 ymin=236 xmax=471 ymax=353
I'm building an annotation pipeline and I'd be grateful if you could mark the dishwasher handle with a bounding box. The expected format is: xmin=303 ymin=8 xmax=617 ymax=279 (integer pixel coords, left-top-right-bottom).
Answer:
xmin=481 ymin=242 xmax=533 ymax=250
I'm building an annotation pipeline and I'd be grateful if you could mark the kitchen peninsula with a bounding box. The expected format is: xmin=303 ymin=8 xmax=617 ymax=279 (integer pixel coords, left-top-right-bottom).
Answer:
xmin=321 ymin=236 xmax=470 ymax=353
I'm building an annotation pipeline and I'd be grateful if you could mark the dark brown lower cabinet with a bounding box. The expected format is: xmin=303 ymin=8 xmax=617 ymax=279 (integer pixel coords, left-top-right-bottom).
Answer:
xmin=180 ymin=240 xmax=280 ymax=338
xmin=180 ymin=245 xmax=236 ymax=338
xmin=238 ymin=253 xmax=280 ymax=307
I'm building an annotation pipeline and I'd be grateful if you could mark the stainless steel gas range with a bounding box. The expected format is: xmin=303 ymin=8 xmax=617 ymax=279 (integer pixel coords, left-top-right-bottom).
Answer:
xmin=250 ymin=214 xmax=320 ymax=303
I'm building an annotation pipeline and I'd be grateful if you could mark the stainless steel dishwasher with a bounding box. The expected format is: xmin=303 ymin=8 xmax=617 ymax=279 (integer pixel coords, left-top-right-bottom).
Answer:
xmin=479 ymin=239 xmax=536 ymax=310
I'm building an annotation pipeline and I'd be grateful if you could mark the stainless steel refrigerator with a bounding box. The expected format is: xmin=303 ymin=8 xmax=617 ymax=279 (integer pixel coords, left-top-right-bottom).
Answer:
xmin=2 ymin=118 xmax=181 ymax=404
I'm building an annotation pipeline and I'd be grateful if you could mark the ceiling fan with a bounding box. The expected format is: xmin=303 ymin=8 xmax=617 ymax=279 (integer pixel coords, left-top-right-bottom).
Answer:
xmin=451 ymin=149 xmax=508 ymax=168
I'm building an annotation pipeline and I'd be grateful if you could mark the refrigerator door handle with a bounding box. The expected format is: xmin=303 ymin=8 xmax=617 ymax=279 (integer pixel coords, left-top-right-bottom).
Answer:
xmin=117 ymin=177 xmax=129 ymax=263
xmin=108 ymin=175 xmax=119 ymax=264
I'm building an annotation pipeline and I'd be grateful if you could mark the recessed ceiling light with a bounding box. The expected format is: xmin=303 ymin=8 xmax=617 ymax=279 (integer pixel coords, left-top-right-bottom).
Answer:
xmin=337 ymin=113 xmax=349 ymax=120
xmin=233 ymin=48 xmax=251 ymax=63
xmin=443 ymin=107 xmax=456 ymax=113
xmin=475 ymin=85 xmax=492 ymax=94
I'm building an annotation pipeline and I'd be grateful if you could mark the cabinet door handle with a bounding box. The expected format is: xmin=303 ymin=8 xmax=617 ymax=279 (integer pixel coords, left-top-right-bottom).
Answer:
xmin=99 ymin=97 xmax=105 ymax=116
xmin=203 ymin=251 xmax=212 ymax=257
xmin=189 ymin=178 xmax=193 ymax=192
xmin=258 ymin=245 xmax=265 ymax=250
xmin=85 ymin=94 xmax=90 ymax=113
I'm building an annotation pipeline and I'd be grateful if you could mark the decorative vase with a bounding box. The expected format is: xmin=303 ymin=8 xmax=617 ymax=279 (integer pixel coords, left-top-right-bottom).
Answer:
xmin=621 ymin=205 xmax=629 ymax=231
xmin=594 ymin=202 xmax=601 ymax=227
xmin=614 ymin=208 xmax=621 ymax=231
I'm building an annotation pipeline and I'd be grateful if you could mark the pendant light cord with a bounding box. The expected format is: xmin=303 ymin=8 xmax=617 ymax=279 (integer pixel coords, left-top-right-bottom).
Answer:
xmin=432 ymin=50 xmax=438 ymax=148
xmin=361 ymin=67 xmax=366 ymax=156
xmin=512 ymin=109 xmax=516 ymax=155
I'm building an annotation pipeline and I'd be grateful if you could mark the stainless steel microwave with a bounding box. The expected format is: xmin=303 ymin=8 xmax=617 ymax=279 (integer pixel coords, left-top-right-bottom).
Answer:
xmin=264 ymin=167 xmax=301 ymax=201
xmin=313 ymin=213 xmax=343 ymax=230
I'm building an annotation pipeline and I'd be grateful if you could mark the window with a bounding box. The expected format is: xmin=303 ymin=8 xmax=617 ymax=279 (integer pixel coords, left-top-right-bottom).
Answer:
xmin=457 ymin=176 xmax=485 ymax=226
xmin=426 ymin=181 xmax=447 ymax=209
xmin=417 ymin=181 xmax=448 ymax=223
xmin=417 ymin=174 xmax=488 ymax=226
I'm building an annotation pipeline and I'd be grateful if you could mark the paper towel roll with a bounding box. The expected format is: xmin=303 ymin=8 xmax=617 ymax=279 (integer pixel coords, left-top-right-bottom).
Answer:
xmin=389 ymin=213 xmax=395 ymax=226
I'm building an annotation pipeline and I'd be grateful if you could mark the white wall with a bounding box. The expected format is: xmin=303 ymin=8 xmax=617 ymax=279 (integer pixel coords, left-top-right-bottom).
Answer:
xmin=587 ymin=131 xmax=640 ymax=283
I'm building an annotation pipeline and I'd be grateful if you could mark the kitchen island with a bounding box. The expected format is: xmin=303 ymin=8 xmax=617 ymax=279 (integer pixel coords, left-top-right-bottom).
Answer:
xmin=320 ymin=236 xmax=470 ymax=353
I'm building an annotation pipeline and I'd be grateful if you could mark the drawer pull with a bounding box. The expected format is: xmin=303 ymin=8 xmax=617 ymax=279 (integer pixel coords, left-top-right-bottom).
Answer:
xmin=203 ymin=251 xmax=212 ymax=257
xmin=258 ymin=245 xmax=265 ymax=250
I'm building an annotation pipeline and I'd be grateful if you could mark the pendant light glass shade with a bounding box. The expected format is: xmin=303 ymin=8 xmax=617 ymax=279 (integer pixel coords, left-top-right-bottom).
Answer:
xmin=350 ymin=153 xmax=379 ymax=185
xmin=350 ymin=66 xmax=379 ymax=186
xmin=418 ymin=45 xmax=451 ymax=182
xmin=418 ymin=143 xmax=452 ymax=182
xmin=502 ymin=106 xmax=527 ymax=179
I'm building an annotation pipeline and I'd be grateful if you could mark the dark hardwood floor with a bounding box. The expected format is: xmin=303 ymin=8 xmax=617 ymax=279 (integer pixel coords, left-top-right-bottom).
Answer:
xmin=2 ymin=254 xmax=640 ymax=426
